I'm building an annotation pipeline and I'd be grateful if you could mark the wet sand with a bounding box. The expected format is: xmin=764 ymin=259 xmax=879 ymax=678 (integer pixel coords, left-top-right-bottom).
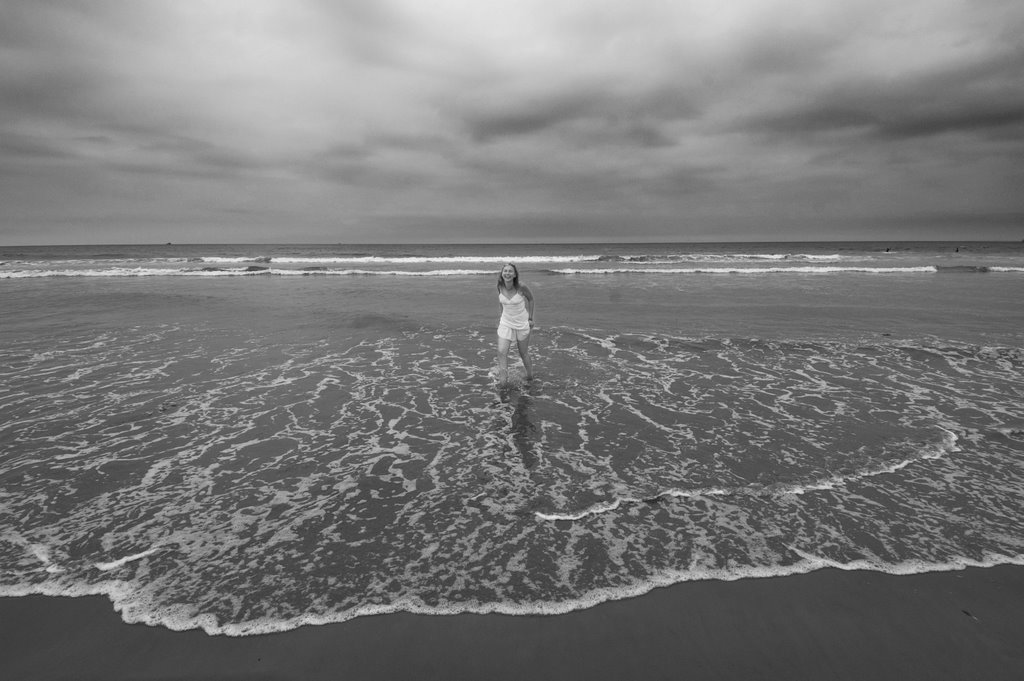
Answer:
xmin=3 ymin=565 xmax=1023 ymax=681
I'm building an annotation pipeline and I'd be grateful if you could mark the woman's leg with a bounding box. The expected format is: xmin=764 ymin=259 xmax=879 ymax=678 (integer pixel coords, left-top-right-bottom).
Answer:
xmin=516 ymin=333 xmax=533 ymax=379
xmin=497 ymin=336 xmax=512 ymax=382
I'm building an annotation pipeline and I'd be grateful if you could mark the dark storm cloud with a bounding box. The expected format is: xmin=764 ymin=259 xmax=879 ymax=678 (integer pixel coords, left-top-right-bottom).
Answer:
xmin=456 ymin=84 xmax=695 ymax=148
xmin=0 ymin=132 xmax=77 ymax=161
xmin=742 ymin=103 xmax=1024 ymax=140
xmin=461 ymin=92 xmax=599 ymax=142
xmin=739 ymin=41 xmax=1024 ymax=138
xmin=881 ymin=106 xmax=1024 ymax=139
xmin=2 ymin=0 xmax=1023 ymax=244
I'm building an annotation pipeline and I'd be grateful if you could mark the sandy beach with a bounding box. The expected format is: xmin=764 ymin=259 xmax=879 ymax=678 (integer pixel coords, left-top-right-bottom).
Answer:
xmin=3 ymin=565 xmax=1023 ymax=681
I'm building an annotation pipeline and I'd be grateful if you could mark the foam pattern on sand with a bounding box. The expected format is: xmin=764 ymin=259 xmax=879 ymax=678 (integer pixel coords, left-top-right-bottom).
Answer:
xmin=2 ymin=325 xmax=1024 ymax=635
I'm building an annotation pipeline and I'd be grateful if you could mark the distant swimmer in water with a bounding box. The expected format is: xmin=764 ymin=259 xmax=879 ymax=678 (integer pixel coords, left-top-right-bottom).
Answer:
xmin=496 ymin=262 xmax=535 ymax=383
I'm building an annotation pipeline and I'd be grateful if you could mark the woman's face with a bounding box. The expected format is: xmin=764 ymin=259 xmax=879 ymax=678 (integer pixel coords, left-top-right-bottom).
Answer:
xmin=501 ymin=265 xmax=516 ymax=282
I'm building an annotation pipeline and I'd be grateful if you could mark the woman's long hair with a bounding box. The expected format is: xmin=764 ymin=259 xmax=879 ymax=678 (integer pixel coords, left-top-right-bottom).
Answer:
xmin=497 ymin=262 xmax=520 ymax=292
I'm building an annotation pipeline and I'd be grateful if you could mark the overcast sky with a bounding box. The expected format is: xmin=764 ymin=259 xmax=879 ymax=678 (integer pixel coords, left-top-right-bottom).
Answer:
xmin=2 ymin=0 xmax=1023 ymax=244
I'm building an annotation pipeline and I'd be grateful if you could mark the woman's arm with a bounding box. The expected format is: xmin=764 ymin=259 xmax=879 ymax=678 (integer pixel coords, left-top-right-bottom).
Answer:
xmin=521 ymin=285 xmax=535 ymax=324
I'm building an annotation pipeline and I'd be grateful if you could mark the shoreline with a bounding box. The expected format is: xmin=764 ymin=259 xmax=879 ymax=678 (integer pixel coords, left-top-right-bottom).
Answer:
xmin=3 ymin=566 xmax=1023 ymax=680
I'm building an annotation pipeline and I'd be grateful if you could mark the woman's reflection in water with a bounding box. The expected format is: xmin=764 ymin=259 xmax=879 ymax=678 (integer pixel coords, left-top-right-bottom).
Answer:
xmin=500 ymin=386 xmax=537 ymax=471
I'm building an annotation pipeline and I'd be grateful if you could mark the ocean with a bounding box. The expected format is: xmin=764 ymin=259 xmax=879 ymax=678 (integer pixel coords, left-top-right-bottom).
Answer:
xmin=2 ymin=241 xmax=1023 ymax=635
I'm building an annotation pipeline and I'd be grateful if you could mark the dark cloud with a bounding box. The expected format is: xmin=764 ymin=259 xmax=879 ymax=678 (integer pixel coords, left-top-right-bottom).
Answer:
xmin=621 ymin=124 xmax=677 ymax=148
xmin=640 ymin=167 xmax=723 ymax=197
xmin=738 ymin=40 xmax=1024 ymax=141
xmin=455 ymin=83 xmax=696 ymax=149
xmin=2 ymin=0 xmax=1024 ymax=244
xmin=460 ymin=91 xmax=602 ymax=142
xmin=879 ymin=105 xmax=1024 ymax=139
xmin=0 ymin=132 xmax=77 ymax=161
xmin=740 ymin=103 xmax=1024 ymax=139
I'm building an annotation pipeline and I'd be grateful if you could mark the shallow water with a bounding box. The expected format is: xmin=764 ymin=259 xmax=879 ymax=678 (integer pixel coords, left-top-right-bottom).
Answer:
xmin=2 ymin=241 xmax=1023 ymax=634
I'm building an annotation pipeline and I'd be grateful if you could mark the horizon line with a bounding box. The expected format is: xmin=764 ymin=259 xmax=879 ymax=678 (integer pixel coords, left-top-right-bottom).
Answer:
xmin=4 ymin=237 xmax=1023 ymax=249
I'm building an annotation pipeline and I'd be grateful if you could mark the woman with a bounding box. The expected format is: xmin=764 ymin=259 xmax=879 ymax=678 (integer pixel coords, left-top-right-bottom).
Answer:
xmin=496 ymin=262 xmax=535 ymax=383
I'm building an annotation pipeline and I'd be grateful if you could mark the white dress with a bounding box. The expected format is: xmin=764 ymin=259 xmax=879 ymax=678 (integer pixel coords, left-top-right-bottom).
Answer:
xmin=497 ymin=290 xmax=530 ymax=341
